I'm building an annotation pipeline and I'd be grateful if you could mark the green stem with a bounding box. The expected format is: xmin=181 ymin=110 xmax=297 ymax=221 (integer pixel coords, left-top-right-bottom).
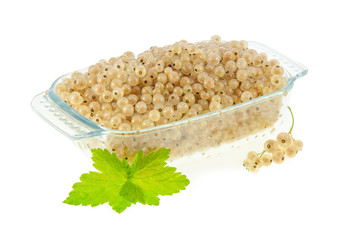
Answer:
xmin=287 ymin=106 xmax=295 ymax=140
xmin=258 ymin=150 xmax=266 ymax=157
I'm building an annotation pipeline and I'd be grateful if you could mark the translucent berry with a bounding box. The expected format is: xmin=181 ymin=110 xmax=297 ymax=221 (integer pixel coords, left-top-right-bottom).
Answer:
xmin=135 ymin=65 xmax=147 ymax=78
xmin=55 ymin=83 xmax=67 ymax=95
xmin=148 ymin=110 xmax=161 ymax=122
xmin=253 ymin=157 xmax=263 ymax=168
xmin=248 ymin=164 xmax=259 ymax=172
xmin=247 ymin=151 xmax=258 ymax=160
xmin=270 ymin=75 xmax=285 ymax=87
xmin=261 ymin=154 xmax=272 ymax=166
xmin=264 ymin=139 xmax=279 ymax=153
xmin=293 ymin=140 xmax=303 ymax=151
xmin=285 ymin=144 xmax=297 ymax=158
xmin=69 ymin=92 xmax=83 ymax=105
xmin=272 ymin=150 xmax=285 ymax=164
xmin=240 ymin=91 xmax=253 ymax=102
xmin=276 ymin=132 xmax=292 ymax=148
xmin=122 ymin=104 xmax=134 ymax=117
xmin=243 ymin=159 xmax=252 ymax=169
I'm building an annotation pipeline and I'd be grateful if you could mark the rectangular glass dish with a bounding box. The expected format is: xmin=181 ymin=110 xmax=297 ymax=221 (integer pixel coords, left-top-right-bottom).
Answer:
xmin=32 ymin=42 xmax=307 ymax=162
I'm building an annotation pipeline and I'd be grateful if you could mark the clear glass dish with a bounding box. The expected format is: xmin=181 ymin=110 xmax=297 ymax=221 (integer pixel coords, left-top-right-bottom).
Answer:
xmin=31 ymin=41 xmax=307 ymax=162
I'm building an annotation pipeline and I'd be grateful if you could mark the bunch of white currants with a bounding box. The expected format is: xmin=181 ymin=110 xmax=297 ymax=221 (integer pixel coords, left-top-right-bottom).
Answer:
xmin=243 ymin=107 xmax=303 ymax=172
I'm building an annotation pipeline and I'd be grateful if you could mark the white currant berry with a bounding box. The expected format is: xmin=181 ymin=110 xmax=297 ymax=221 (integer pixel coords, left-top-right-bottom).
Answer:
xmin=272 ymin=150 xmax=285 ymax=164
xmin=243 ymin=159 xmax=252 ymax=169
xmin=261 ymin=154 xmax=272 ymax=166
xmin=276 ymin=132 xmax=292 ymax=148
xmin=253 ymin=157 xmax=263 ymax=168
xmin=285 ymin=144 xmax=297 ymax=158
xmin=293 ymin=140 xmax=303 ymax=151
xmin=247 ymin=151 xmax=258 ymax=160
xmin=248 ymin=163 xmax=259 ymax=172
xmin=264 ymin=139 xmax=279 ymax=153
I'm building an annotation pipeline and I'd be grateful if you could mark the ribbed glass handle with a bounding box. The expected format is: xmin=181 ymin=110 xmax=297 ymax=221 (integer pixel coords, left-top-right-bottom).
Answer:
xmin=249 ymin=41 xmax=308 ymax=80
xmin=31 ymin=91 xmax=91 ymax=140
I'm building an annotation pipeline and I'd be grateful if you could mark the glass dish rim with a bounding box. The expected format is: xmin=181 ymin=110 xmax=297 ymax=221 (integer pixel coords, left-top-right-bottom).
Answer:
xmin=47 ymin=41 xmax=307 ymax=137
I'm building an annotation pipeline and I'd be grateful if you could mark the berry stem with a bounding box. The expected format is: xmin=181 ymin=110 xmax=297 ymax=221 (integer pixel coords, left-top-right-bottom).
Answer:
xmin=287 ymin=106 xmax=295 ymax=140
xmin=258 ymin=149 xmax=266 ymax=157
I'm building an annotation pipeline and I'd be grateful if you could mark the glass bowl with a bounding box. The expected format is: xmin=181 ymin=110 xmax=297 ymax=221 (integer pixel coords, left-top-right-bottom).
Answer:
xmin=31 ymin=41 xmax=307 ymax=162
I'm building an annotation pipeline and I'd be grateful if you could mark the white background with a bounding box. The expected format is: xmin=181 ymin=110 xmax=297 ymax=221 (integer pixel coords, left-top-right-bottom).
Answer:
xmin=1 ymin=0 xmax=358 ymax=239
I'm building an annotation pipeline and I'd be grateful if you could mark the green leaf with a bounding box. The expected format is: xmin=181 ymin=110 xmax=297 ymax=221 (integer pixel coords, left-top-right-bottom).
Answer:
xmin=63 ymin=171 xmax=125 ymax=207
xmin=108 ymin=195 xmax=132 ymax=214
xmin=131 ymin=148 xmax=170 ymax=174
xmin=120 ymin=180 xmax=144 ymax=203
xmin=91 ymin=149 xmax=131 ymax=178
xmin=64 ymin=148 xmax=190 ymax=214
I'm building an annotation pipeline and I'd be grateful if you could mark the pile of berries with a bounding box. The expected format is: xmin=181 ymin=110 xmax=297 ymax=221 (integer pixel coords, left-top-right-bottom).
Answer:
xmin=54 ymin=36 xmax=287 ymax=131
